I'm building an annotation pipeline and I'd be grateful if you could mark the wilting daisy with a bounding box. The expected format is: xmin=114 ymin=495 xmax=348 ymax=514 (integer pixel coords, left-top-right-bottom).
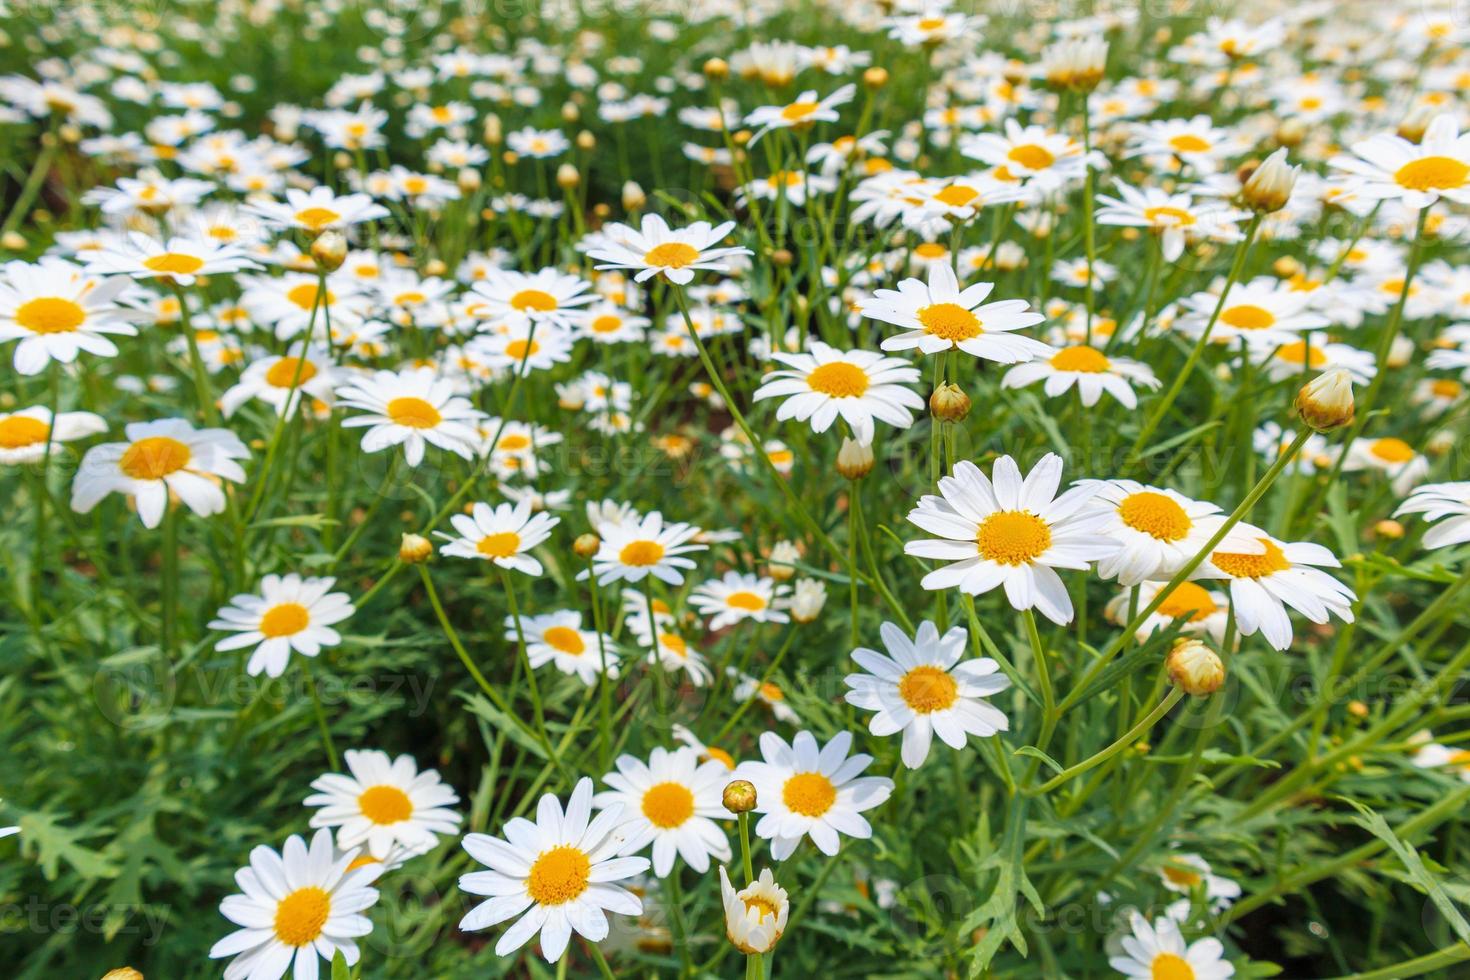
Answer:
xmin=437 ymin=500 xmax=560 ymax=575
xmin=0 ymin=406 xmax=106 ymax=465
xmin=905 ymin=454 xmax=1117 ymax=624
xmin=744 ymin=84 xmax=855 ymax=144
xmin=844 ymin=621 xmax=1009 ymax=769
xmin=209 ymin=574 xmax=355 ymax=678
xmin=305 ymin=749 xmax=461 ymax=860
xmin=582 ymin=510 xmax=708 ymax=586
xmin=220 ymin=346 xmax=338 ymax=418
xmin=720 ymin=867 xmax=789 ymax=955
xmin=1396 ymin=482 xmax=1470 ymax=550
xmin=734 ymin=730 xmax=892 ymax=860
xmin=458 ymin=777 xmax=649 ymax=963
xmin=859 ymin=263 xmax=1051 ymax=362
xmin=1331 ymin=113 xmax=1470 ymax=210
xmin=689 ymin=572 xmax=790 ymax=630
xmin=0 ymin=258 xmax=138 ymax=375
xmin=245 ymin=185 xmax=389 ymax=232
xmin=208 ymin=828 xmax=382 ymax=980
xmin=335 ymin=368 xmax=485 ymax=466
xmin=87 ymin=231 xmax=260 ymax=286
xmin=753 ymin=341 xmax=923 ymax=446
xmin=593 ymin=747 xmax=732 ymax=877
xmin=1108 ymin=912 xmax=1235 ymax=980
xmin=1341 ymin=437 xmax=1431 ymax=495
xmin=1079 ymin=481 xmax=1262 ymax=586
xmin=1195 ymin=531 xmax=1355 ymax=651
xmin=585 ymin=213 xmax=753 ymax=285
xmin=1001 ymin=346 xmax=1160 ymax=408
xmin=71 ymin=418 xmax=249 ymax=528
xmin=507 ymin=610 xmax=618 ymax=685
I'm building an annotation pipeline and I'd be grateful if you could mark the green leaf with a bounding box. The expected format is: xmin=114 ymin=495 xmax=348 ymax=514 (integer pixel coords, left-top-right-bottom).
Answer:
xmin=18 ymin=812 xmax=120 ymax=881
xmin=332 ymin=950 xmax=350 ymax=980
xmin=1012 ymin=746 xmax=1063 ymax=775
xmin=1340 ymin=796 xmax=1470 ymax=947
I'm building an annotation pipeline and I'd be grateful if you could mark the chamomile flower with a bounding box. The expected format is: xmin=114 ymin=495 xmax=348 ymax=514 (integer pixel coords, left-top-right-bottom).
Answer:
xmin=753 ymin=341 xmax=923 ymax=446
xmin=959 ymin=119 xmax=1091 ymax=191
xmin=1341 ymin=437 xmax=1431 ymax=495
xmin=1412 ymin=740 xmax=1470 ymax=782
xmin=585 ymin=213 xmax=752 ymax=285
xmin=470 ymin=268 xmax=596 ymax=331
xmin=1176 ymin=278 xmax=1328 ymax=349
xmin=335 ymin=368 xmax=486 ymax=466
xmin=1129 ymin=115 xmax=1243 ymax=174
xmin=0 ymin=258 xmax=138 ymax=375
xmin=1331 ymin=113 xmax=1470 ymax=210
xmin=508 ymin=610 xmax=619 ymax=685
xmin=1257 ymin=339 xmax=1376 ymax=385
xmin=720 ymin=866 xmax=789 ymax=955
xmin=458 ymin=777 xmax=650 ymax=963
xmin=0 ymin=406 xmax=106 ymax=465
xmin=209 ymin=828 xmax=381 ymax=980
xmin=860 ymin=262 xmax=1050 ymax=361
xmin=905 ymin=454 xmax=1117 ymax=625
xmin=734 ymin=730 xmax=893 ymax=860
xmin=1157 ymin=853 xmax=1242 ymax=911
xmin=305 ymin=750 xmax=462 ymax=860
xmin=581 ymin=510 xmax=708 ymax=586
xmin=209 ymin=574 xmax=355 ymax=678
xmin=1094 ymin=184 xmax=1245 ymax=261
xmin=729 ymin=671 xmax=801 ymax=725
xmin=1079 ymin=481 xmax=1261 ymax=586
xmin=71 ymin=418 xmax=249 ymax=528
xmin=844 ymin=621 xmax=1009 ymax=769
xmin=744 ymin=84 xmax=854 ymax=145
xmin=1108 ymin=912 xmax=1235 ymax=980
xmin=245 ymin=185 xmax=388 ymax=233
xmin=1002 ymin=346 xmax=1160 ymax=408
xmin=1195 ymin=531 xmax=1355 ymax=651
xmin=87 ymin=232 xmax=260 ymax=286
xmin=689 ymin=572 xmax=790 ymax=630
xmin=1395 ymin=482 xmax=1470 ymax=550
xmin=593 ymin=747 xmax=732 ymax=877
xmin=220 ymin=346 xmax=338 ymax=418
xmin=1104 ymin=581 xmax=1232 ymax=644
xmin=437 ymin=500 xmax=560 ymax=576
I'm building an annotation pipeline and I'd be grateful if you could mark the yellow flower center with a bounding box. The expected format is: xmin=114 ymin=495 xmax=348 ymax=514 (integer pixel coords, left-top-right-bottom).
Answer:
xmin=976 ymin=510 xmax=1052 ymax=566
xmin=287 ymin=283 xmax=333 ymax=310
xmin=644 ymin=242 xmax=701 ymax=268
xmin=0 ymin=415 xmax=50 ymax=448
xmin=395 ymin=291 xmax=426 ymax=305
xmin=119 ymin=436 xmax=191 ymax=480
xmin=743 ymin=894 xmax=781 ymax=920
xmin=726 ymin=591 xmax=767 ymax=611
xmin=1154 ymin=582 xmax=1219 ymax=622
xmin=1162 ymin=864 xmax=1204 ymax=888
xmin=543 ymin=625 xmax=586 ymax=654
xmin=504 ymin=338 xmax=540 ymax=360
xmin=1394 ymin=156 xmax=1470 ymax=191
xmin=143 ymin=252 xmax=205 ymax=275
xmin=1275 ymin=341 xmax=1326 ymax=367
xmin=1142 ymin=206 xmax=1195 ymax=226
xmin=659 ymin=632 xmax=688 ymax=655
xmin=934 ymin=183 xmax=980 ymax=207
xmin=526 ymin=845 xmax=591 ymax=906
xmin=476 ymin=531 xmax=521 ymax=558
xmin=265 ymin=357 xmax=318 ymax=388
xmin=1431 ymin=379 xmax=1462 ymax=398
xmin=16 ymin=297 xmax=85 ymax=334
xmin=497 ymin=433 xmax=531 ymax=451
xmin=295 ymin=207 xmax=341 ymax=230
xmin=510 ymin=289 xmax=558 ymax=312
xmin=358 ymin=785 xmax=413 ymax=824
xmin=273 ymin=886 xmax=331 ymax=947
xmin=1007 ymin=143 xmax=1055 ymax=169
xmin=780 ymin=101 xmax=819 ymax=122
xmin=591 ymin=314 xmax=623 ymax=333
xmin=898 ymin=664 xmax=959 ymax=713
xmin=917 ymin=302 xmax=984 ymax=341
xmin=619 ymin=539 xmax=665 ymax=566
xmin=759 ymin=682 xmax=785 ymax=702
xmin=386 ymin=397 xmax=442 ymax=429
xmin=1219 ymin=304 xmax=1275 ymax=329
xmin=1050 ymin=346 xmax=1111 ymax=373
xmin=706 ymin=746 xmax=735 ymax=768
xmin=641 ymin=781 xmax=695 ymax=828
xmin=805 ymin=361 xmax=870 ymax=398
xmin=917 ymin=16 xmax=946 ymax=30
xmin=1151 ymin=952 xmax=1196 ymax=980
xmin=1118 ymin=491 xmax=1191 ymax=541
xmin=1212 ymin=538 xmax=1290 ymax=579
xmin=782 ymin=772 xmax=837 ymax=817
xmin=259 ymin=602 xmax=310 ymax=637
xmin=913 ymin=243 xmax=948 ymax=259
xmin=1168 ymin=134 xmax=1212 ymax=153
xmin=1369 ymin=437 xmax=1415 ymax=463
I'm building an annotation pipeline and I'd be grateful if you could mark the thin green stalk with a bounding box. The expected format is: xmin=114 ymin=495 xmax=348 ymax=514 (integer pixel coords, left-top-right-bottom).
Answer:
xmin=501 ymin=566 xmax=571 ymax=784
xmin=1030 ymin=687 xmax=1184 ymax=795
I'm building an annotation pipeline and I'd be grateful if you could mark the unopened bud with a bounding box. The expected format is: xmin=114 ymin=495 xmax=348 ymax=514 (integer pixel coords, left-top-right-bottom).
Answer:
xmin=1295 ymin=368 xmax=1354 ymax=432
xmin=1 ymin=230 xmax=25 ymax=251
xmin=457 ymin=168 xmax=481 ymax=192
xmin=1398 ymin=105 xmax=1436 ymax=144
xmin=424 ymin=259 xmax=447 ymax=277
xmin=399 ymin=533 xmax=433 ymax=563
xmin=703 ymin=57 xmax=730 ymax=80
xmin=310 ymin=230 xmax=347 ymax=272
xmin=1275 ymin=117 xmax=1307 ymax=148
xmin=863 ymin=66 xmax=889 ymax=90
xmin=929 ymin=382 xmax=971 ymax=422
xmin=622 ymin=180 xmax=646 ymax=211
xmin=1374 ymin=519 xmax=1405 ymax=540
xmin=573 ymin=533 xmax=601 ymax=559
xmin=767 ymin=541 xmax=799 ymax=581
xmin=1272 ymin=256 xmax=1301 ymax=278
xmin=1240 ymin=147 xmax=1297 ymax=213
xmin=836 ymin=437 xmax=874 ymax=480
xmin=483 ymin=114 xmax=502 ymax=145
xmin=556 ymin=163 xmax=580 ymax=189
xmin=576 ymin=130 xmax=595 ymax=151
xmin=770 ymin=248 xmax=793 ymax=267
xmin=1166 ymin=639 xmax=1225 ymax=696
xmin=722 ymin=779 xmax=757 ymax=813
xmin=1041 ymin=37 xmax=1107 ymax=93
xmin=561 ymin=101 xmax=579 ymax=123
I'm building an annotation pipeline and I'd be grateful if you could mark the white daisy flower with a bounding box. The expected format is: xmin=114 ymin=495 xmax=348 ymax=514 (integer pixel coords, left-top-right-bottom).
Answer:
xmin=470 ymin=268 xmax=596 ymax=331
xmin=1396 ymin=481 xmax=1470 ymax=550
xmin=959 ymin=119 xmax=1092 ymax=191
xmin=1341 ymin=437 xmax=1431 ymax=496
xmin=1108 ymin=911 xmax=1235 ymax=979
xmin=744 ymin=84 xmax=854 ymax=145
xmin=1157 ymin=853 xmax=1242 ymax=911
xmin=1411 ymin=740 xmax=1470 ymax=782
xmin=1194 ymin=530 xmax=1355 ymax=651
xmin=580 ymin=510 xmax=708 ymax=586
xmin=905 ymin=454 xmax=1118 ymax=625
xmin=458 ymin=777 xmax=650 ymax=963
xmin=729 ymin=671 xmax=802 ymax=725
xmin=71 ymin=418 xmax=249 ymax=528
xmin=593 ymin=746 xmax=732 ymax=877
xmin=844 ymin=621 xmax=1010 ymax=770
xmin=468 ymin=322 xmax=575 ymax=373
xmin=753 ymin=340 xmax=923 ymax=446
xmin=335 ymin=368 xmax=486 ymax=466
xmin=1094 ymin=183 xmax=1246 ymax=261
xmin=1079 ymin=481 xmax=1263 ymax=586
xmin=220 ymin=345 xmax=338 ymax=418
xmin=305 ymin=749 xmax=462 ymax=860
xmin=1104 ymin=581 xmax=1232 ymax=645
xmin=734 ymin=730 xmax=893 ymax=860
xmin=208 ymin=828 xmax=382 ymax=980
xmin=0 ymin=406 xmax=106 ymax=465
xmin=859 ymin=262 xmax=1051 ymax=362
xmin=1256 ymin=338 xmax=1376 ymax=385
xmin=1331 ymin=113 xmax=1470 ymax=210
xmin=244 ymin=185 xmax=389 ymax=232
xmin=1175 ymin=278 xmax=1328 ymax=349
xmin=0 ymin=258 xmax=138 ymax=375
xmin=209 ymin=574 xmax=355 ymax=678
xmin=689 ymin=572 xmax=790 ymax=630
xmin=507 ymin=610 xmax=619 ymax=685
xmin=437 ymin=500 xmax=560 ymax=576
xmin=86 ymin=231 xmax=260 ymax=286
xmin=1001 ymin=345 xmax=1160 ymax=408
xmin=585 ymin=213 xmax=752 ymax=285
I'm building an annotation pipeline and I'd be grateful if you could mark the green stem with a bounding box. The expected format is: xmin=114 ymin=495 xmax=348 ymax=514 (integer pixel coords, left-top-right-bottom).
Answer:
xmin=1030 ymin=687 xmax=1184 ymax=795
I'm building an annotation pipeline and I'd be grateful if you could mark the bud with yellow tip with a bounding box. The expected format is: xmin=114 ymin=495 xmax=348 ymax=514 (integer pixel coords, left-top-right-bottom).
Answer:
xmin=101 ymin=971 xmax=144 ymax=980
xmin=1166 ymin=639 xmax=1225 ymax=696
xmin=622 ymin=180 xmax=646 ymax=212
xmin=929 ymin=382 xmax=971 ymax=422
xmin=722 ymin=779 xmax=757 ymax=814
xmin=556 ymin=164 xmax=580 ymax=189
xmin=399 ymin=533 xmax=432 ymax=563
xmin=1295 ymin=368 xmax=1355 ymax=432
xmin=836 ymin=437 xmax=874 ymax=480
xmin=863 ymin=66 xmax=889 ymax=89
xmin=573 ymin=533 xmax=601 ymax=559
xmin=1240 ymin=147 xmax=1297 ymax=213
xmin=310 ymin=230 xmax=347 ymax=272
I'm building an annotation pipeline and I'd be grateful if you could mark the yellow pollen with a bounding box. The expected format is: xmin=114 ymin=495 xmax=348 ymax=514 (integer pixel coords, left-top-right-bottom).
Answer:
xmin=119 ymin=436 xmax=191 ymax=480
xmin=143 ymin=252 xmax=206 ymax=275
xmin=743 ymin=894 xmax=781 ymax=920
xmin=386 ymin=397 xmax=442 ymax=429
xmin=273 ymin=886 xmax=331 ymax=947
xmin=641 ymin=781 xmax=695 ymax=828
xmin=898 ymin=665 xmax=959 ymax=713
xmin=780 ymin=101 xmax=819 ymax=122
xmin=295 ymin=207 xmax=340 ymax=229
xmin=1212 ymin=538 xmax=1290 ymax=578
xmin=543 ymin=625 xmax=586 ymax=654
xmin=1369 ymin=437 xmax=1416 ymax=463
xmin=805 ymin=361 xmax=870 ymax=398
xmin=259 ymin=602 xmax=309 ymax=637
xmin=1154 ymin=582 xmax=1219 ymax=622
xmin=346 ymin=854 xmax=381 ymax=872
xmin=1275 ymin=341 xmax=1326 ymax=367
xmin=264 ymin=357 xmax=317 ymax=388
xmin=1118 ymin=491 xmax=1192 ymax=541
xmin=782 ymin=771 xmax=837 ymax=817
xmin=1394 ymin=156 xmax=1470 ymax=192
xmin=619 ymin=539 xmax=665 ymax=566
xmin=917 ymin=302 xmax=984 ymax=341
xmin=1050 ymin=346 xmax=1112 ymax=372
xmin=1007 ymin=143 xmax=1056 ymax=169
xmin=1168 ymin=134 xmax=1212 ymax=153
xmin=976 ymin=510 xmax=1052 ymax=566
xmin=725 ymin=591 xmax=767 ymax=611
xmin=526 ymin=846 xmax=592 ymax=906
xmin=706 ymin=746 xmax=735 ymax=768
xmin=1151 ymin=952 xmax=1196 ymax=980
xmin=0 ymin=416 xmax=49 ymax=449
xmin=644 ymin=242 xmax=701 ymax=268
xmin=476 ymin=531 xmax=521 ymax=559
xmin=358 ymin=785 xmax=413 ymax=824
xmin=1142 ymin=206 xmax=1196 ymax=226
xmin=934 ymin=184 xmax=980 ymax=207
xmin=510 ymin=289 xmax=558 ymax=312
xmin=1220 ymin=304 xmax=1275 ymax=329
xmin=395 ymin=291 xmax=426 ymax=305
xmin=917 ymin=16 xmax=946 ymax=30
xmin=497 ymin=433 xmax=531 ymax=452
xmin=16 ymin=297 xmax=85 ymax=334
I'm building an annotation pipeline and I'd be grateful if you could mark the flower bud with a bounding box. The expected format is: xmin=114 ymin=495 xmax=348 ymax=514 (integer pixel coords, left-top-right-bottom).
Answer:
xmin=789 ymin=578 xmax=827 ymax=624
xmin=1240 ymin=148 xmax=1297 ymax=213
xmin=722 ymin=779 xmax=757 ymax=814
xmin=575 ymin=130 xmax=595 ymax=151
xmin=1275 ymin=117 xmax=1307 ymax=148
xmin=1041 ymin=37 xmax=1107 ymax=93
xmin=399 ymin=533 xmax=433 ymax=563
xmin=1387 ymin=335 xmax=1414 ymax=369
xmin=310 ymin=230 xmax=347 ymax=272
xmin=102 ymin=971 xmax=144 ymax=980
xmin=561 ymin=101 xmax=579 ymax=124
xmin=1 ymin=230 xmax=25 ymax=251
xmin=929 ymin=382 xmax=971 ymax=422
xmin=457 ymin=167 xmax=481 ymax=192
xmin=556 ymin=163 xmax=580 ymax=189
xmin=767 ymin=540 xmax=799 ymax=581
xmin=1295 ymin=368 xmax=1354 ymax=432
xmin=483 ymin=113 xmax=502 ymax=145
xmin=622 ymin=180 xmax=646 ymax=211
xmin=573 ymin=533 xmax=601 ymax=559
xmin=1166 ymin=639 xmax=1225 ymax=696
xmin=703 ymin=57 xmax=730 ymax=80
xmin=863 ymin=66 xmax=889 ymax=90
xmin=720 ymin=867 xmax=788 ymax=955
xmin=1374 ymin=519 xmax=1405 ymax=540
xmin=836 ymin=437 xmax=874 ymax=480
xmin=1272 ymin=256 xmax=1301 ymax=278
xmin=1398 ymin=104 xmax=1436 ymax=144
xmin=424 ymin=259 xmax=447 ymax=277
xmin=770 ymin=248 xmax=793 ymax=267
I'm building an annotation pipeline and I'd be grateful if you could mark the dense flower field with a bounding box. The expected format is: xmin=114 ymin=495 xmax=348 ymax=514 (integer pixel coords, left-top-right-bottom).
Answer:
xmin=6 ymin=0 xmax=1470 ymax=976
